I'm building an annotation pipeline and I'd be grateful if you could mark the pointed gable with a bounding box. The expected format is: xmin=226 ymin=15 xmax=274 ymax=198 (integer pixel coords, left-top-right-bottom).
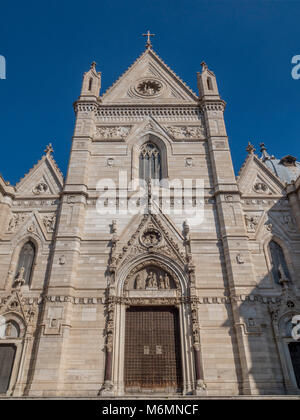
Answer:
xmin=237 ymin=151 xmax=285 ymax=197
xmin=15 ymin=146 xmax=64 ymax=196
xmin=101 ymin=47 xmax=198 ymax=105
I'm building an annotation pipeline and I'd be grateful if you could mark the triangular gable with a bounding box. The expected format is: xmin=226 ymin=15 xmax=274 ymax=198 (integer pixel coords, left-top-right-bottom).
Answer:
xmin=101 ymin=48 xmax=198 ymax=105
xmin=115 ymin=212 xmax=187 ymax=271
xmin=15 ymin=152 xmax=64 ymax=196
xmin=237 ymin=153 xmax=285 ymax=197
xmin=7 ymin=211 xmax=49 ymax=242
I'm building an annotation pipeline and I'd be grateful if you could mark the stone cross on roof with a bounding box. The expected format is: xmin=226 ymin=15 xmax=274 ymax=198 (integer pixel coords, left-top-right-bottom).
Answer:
xmin=44 ymin=143 xmax=54 ymax=155
xmin=142 ymin=30 xmax=155 ymax=48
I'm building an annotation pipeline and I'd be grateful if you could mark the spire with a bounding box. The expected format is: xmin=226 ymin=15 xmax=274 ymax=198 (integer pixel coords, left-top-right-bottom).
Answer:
xmin=79 ymin=61 xmax=101 ymax=98
xmin=201 ymin=61 xmax=208 ymax=72
xmin=142 ymin=30 xmax=155 ymax=49
xmin=197 ymin=61 xmax=220 ymax=100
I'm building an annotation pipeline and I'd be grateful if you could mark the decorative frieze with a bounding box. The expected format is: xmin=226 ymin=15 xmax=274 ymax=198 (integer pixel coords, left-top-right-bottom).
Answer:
xmin=94 ymin=125 xmax=131 ymax=140
xmin=165 ymin=125 xmax=205 ymax=140
xmin=95 ymin=106 xmax=203 ymax=123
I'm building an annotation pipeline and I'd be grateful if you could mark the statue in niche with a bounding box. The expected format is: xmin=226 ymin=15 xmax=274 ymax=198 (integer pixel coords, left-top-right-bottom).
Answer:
xmin=164 ymin=274 xmax=170 ymax=289
xmin=5 ymin=323 xmax=12 ymax=337
xmin=159 ymin=275 xmax=165 ymax=289
xmin=146 ymin=271 xmax=158 ymax=289
xmin=132 ymin=268 xmax=175 ymax=290
xmin=14 ymin=266 xmax=25 ymax=287
xmin=135 ymin=274 xmax=143 ymax=290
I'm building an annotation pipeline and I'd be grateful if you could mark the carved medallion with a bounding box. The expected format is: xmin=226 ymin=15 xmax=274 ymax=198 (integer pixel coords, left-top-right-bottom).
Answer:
xmin=33 ymin=182 xmax=48 ymax=195
xmin=140 ymin=228 xmax=162 ymax=248
xmin=253 ymin=182 xmax=269 ymax=194
xmin=136 ymin=79 xmax=162 ymax=96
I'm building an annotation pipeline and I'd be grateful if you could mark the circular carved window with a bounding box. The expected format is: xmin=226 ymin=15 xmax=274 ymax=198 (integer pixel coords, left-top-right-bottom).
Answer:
xmin=136 ymin=79 xmax=162 ymax=97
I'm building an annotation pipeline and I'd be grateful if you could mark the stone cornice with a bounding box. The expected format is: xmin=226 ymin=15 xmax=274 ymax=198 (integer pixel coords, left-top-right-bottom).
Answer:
xmin=199 ymin=99 xmax=226 ymax=112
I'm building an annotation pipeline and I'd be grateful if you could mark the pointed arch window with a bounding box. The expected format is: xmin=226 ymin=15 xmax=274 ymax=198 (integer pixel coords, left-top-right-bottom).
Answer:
xmin=15 ymin=241 xmax=35 ymax=286
xmin=269 ymin=240 xmax=290 ymax=284
xmin=139 ymin=143 xmax=161 ymax=183
xmin=207 ymin=76 xmax=213 ymax=90
xmin=88 ymin=77 xmax=93 ymax=91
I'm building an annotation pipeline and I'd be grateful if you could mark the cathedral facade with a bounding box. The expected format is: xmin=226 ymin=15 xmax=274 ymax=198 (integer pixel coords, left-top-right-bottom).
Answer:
xmin=1 ymin=42 xmax=300 ymax=398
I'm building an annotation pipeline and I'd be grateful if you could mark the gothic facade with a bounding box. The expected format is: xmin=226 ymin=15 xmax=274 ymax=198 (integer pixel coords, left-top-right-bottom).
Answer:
xmin=1 ymin=44 xmax=300 ymax=397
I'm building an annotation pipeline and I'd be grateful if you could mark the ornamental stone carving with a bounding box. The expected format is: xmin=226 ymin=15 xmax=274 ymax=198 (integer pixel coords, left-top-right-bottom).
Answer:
xmin=124 ymin=261 xmax=180 ymax=292
xmin=140 ymin=228 xmax=162 ymax=248
xmin=95 ymin=126 xmax=131 ymax=139
xmin=42 ymin=214 xmax=56 ymax=232
xmin=244 ymin=214 xmax=259 ymax=233
xmin=133 ymin=269 xmax=173 ymax=291
xmin=7 ymin=213 xmax=26 ymax=232
xmin=33 ymin=182 xmax=48 ymax=195
xmin=136 ymin=79 xmax=162 ymax=96
xmin=166 ymin=125 xmax=205 ymax=139
xmin=253 ymin=181 xmax=270 ymax=194
xmin=280 ymin=214 xmax=296 ymax=232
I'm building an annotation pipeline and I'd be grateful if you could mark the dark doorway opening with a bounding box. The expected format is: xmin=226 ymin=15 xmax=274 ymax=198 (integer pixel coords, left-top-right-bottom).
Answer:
xmin=124 ymin=306 xmax=182 ymax=393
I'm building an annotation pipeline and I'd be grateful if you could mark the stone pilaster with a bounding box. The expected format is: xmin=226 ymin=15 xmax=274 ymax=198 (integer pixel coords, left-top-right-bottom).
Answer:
xmin=198 ymin=63 xmax=258 ymax=394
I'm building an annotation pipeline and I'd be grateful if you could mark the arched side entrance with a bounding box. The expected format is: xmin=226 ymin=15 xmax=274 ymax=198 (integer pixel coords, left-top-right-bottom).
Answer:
xmin=0 ymin=313 xmax=26 ymax=396
xmin=111 ymin=256 xmax=195 ymax=396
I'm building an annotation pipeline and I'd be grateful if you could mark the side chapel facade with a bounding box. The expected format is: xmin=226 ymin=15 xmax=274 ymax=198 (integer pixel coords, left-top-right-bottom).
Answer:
xmin=1 ymin=42 xmax=300 ymax=397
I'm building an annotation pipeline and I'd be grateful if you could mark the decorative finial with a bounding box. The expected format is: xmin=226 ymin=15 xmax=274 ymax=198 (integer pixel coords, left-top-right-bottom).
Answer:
xmin=201 ymin=61 xmax=208 ymax=71
xmin=90 ymin=61 xmax=97 ymax=70
xmin=142 ymin=30 xmax=155 ymax=48
xmin=260 ymin=142 xmax=271 ymax=161
xmin=246 ymin=142 xmax=256 ymax=154
xmin=44 ymin=143 xmax=54 ymax=155
xmin=260 ymin=142 xmax=266 ymax=152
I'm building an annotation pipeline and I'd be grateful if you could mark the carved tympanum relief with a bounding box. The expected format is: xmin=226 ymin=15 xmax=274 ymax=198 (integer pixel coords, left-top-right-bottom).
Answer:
xmin=126 ymin=266 xmax=176 ymax=291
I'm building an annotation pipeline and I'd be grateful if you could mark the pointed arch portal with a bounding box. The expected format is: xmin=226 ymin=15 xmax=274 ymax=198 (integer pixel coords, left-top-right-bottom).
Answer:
xmin=109 ymin=255 xmax=196 ymax=396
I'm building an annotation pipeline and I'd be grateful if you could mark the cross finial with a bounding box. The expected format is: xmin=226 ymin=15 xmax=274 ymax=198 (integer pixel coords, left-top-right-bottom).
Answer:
xmin=142 ymin=30 xmax=155 ymax=48
xmin=246 ymin=142 xmax=256 ymax=154
xmin=44 ymin=143 xmax=54 ymax=155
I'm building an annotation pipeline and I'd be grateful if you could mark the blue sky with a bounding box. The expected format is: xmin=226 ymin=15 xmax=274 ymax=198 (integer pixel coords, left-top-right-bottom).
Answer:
xmin=0 ymin=0 xmax=299 ymax=184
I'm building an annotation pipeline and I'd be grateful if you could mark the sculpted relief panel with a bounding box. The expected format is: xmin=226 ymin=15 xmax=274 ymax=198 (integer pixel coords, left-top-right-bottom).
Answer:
xmin=126 ymin=266 xmax=176 ymax=291
xmin=165 ymin=125 xmax=205 ymax=140
xmin=94 ymin=126 xmax=131 ymax=140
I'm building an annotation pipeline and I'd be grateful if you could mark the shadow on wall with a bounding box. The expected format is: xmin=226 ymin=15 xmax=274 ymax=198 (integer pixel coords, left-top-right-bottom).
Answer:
xmin=222 ymin=199 xmax=300 ymax=395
